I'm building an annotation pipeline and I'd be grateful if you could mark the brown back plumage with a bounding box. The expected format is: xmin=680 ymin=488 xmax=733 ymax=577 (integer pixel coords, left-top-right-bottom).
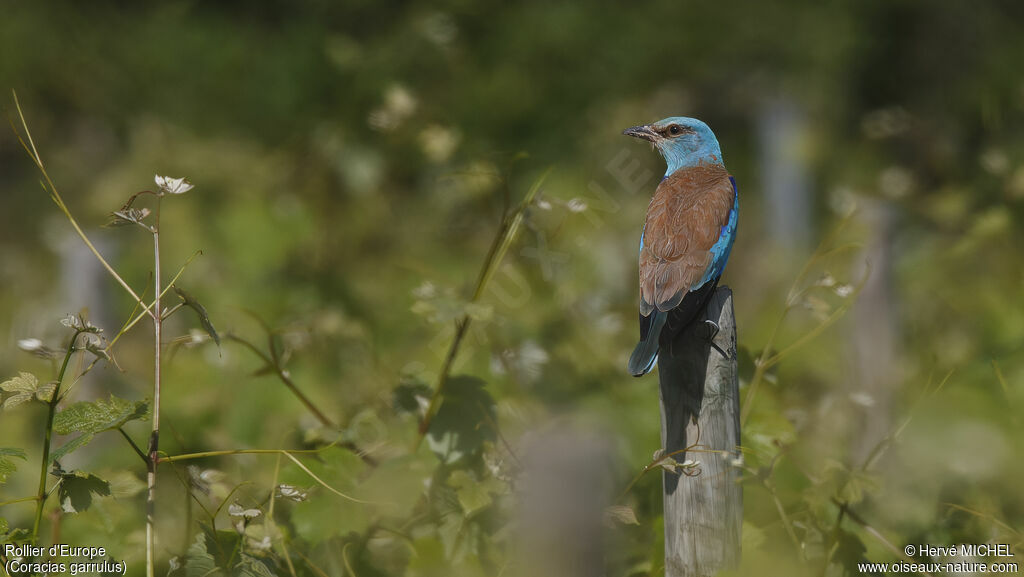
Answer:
xmin=639 ymin=163 xmax=734 ymax=315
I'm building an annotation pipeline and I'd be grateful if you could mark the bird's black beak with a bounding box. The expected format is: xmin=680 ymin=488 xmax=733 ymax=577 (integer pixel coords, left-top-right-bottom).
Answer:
xmin=622 ymin=124 xmax=659 ymax=142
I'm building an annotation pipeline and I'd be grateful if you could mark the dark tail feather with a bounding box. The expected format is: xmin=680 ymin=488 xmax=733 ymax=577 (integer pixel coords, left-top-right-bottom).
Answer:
xmin=628 ymin=311 xmax=667 ymax=377
xmin=659 ymin=277 xmax=721 ymax=347
xmin=628 ymin=277 xmax=722 ymax=377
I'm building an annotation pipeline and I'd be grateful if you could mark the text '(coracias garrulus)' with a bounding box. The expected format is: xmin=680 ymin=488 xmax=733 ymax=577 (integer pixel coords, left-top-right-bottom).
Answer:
xmin=623 ymin=117 xmax=738 ymax=377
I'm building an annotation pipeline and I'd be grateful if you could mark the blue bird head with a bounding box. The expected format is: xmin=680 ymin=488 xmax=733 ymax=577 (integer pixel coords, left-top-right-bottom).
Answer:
xmin=623 ymin=116 xmax=722 ymax=175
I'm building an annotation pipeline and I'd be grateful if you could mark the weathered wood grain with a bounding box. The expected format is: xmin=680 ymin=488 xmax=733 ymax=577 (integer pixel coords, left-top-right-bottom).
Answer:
xmin=658 ymin=287 xmax=742 ymax=577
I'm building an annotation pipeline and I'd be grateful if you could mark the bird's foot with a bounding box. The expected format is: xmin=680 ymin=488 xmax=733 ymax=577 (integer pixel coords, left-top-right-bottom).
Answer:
xmin=704 ymin=320 xmax=729 ymax=359
xmin=704 ymin=320 xmax=720 ymax=341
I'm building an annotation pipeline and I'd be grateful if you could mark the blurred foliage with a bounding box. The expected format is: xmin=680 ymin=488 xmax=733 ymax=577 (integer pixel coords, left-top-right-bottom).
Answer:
xmin=1 ymin=1 xmax=1023 ymax=576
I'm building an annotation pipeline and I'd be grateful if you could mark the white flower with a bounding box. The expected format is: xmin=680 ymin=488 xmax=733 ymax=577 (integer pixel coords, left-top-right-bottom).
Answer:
xmin=276 ymin=484 xmax=308 ymax=502
xmin=227 ymin=503 xmax=262 ymax=519
xmin=17 ymin=338 xmax=44 ymax=352
xmin=155 ymin=175 xmax=194 ymax=195
xmin=567 ymin=198 xmax=588 ymax=213
xmin=834 ymin=284 xmax=854 ymax=298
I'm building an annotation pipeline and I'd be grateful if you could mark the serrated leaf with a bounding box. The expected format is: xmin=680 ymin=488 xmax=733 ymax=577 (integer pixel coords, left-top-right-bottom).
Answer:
xmin=178 ymin=533 xmax=223 ymax=577
xmin=605 ymin=505 xmax=639 ymax=526
xmin=279 ymin=447 xmax=369 ymax=544
xmin=50 ymin=434 xmax=94 ymax=464
xmin=0 ymin=460 xmax=15 ymax=484
xmin=393 ymin=381 xmax=432 ymax=415
xmin=0 ymin=448 xmax=27 ymax=484
xmin=0 ymin=448 xmax=27 ymax=459
xmin=197 ymin=523 xmax=241 ymax=570
xmin=447 ymin=470 xmax=498 ymax=515
xmin=107 ymin=207 xmax=151 ymax=228
xmin=53 ymin=395 xmax=149 ymax=435
xmin=35 ymin=382 xmax=57 ymax=403
xmin=174 ymin=287 xmax=220 ymax=347
xmin=1 ymin=372 xmax=46 ymax=409
xmin=427 ymin=376 xmax=496 ymax=465
xmin=0 ymin=517 xmax=7 ymax=534
xmin=53 ymin=468 xmax=111 ymax=513
xmin=233 ymin=554 xmax=277 ymax=577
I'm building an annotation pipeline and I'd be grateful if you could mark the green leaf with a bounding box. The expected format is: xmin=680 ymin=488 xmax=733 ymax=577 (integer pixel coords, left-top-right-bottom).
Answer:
xmin=0 ymin=448 xmax=27 ymax=484
xmin=197 ymin=523 xmax=241 ymax=570
xmin=233 ymin=554 xmax=278 ymax=577
xmin=174 ymin=286 xmax=220 ymax=347
xmin=1 ymin=372 xmax=50 ymax=409
xmin=105 ymin=470 xmax=147 ymax=499
xmin=448 ymin=470 xmax=502 ymax=516
xmin=53 ymin=468 xmax=111 ymax=513
xmin=427 ymin=376 xmax=497 ymax=465
xmin=50 ymin=434 xmax=95 ymax=464
xmin=604 ymin=505 xmax=640 ymax=526
xmin=831 ymin=528 xmax=868 ymax=573
xmin=0 ymin=517 xmax=7 ymax=535
xmin=174 ymin=533 xmax=224 ymax=577
xmin=741 ymin=521 xmax=767 ymax=552
xmin=821 ymin=461 xmax=879 ymax=505
xmin=279 ymin=447 xmax=370 ymax=544
xmin=243 ymin=522 xmax=280 ymax=552
xmin=53 ymin=395 xmax=149 ymax=436
xmin=392 ymin=380 xmax=432 ymax=415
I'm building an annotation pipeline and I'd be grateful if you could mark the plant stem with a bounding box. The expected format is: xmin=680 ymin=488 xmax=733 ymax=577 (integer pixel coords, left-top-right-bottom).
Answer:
xmin=146 ymin=195 xmax=163 ymax=577
xmin=158 ymin=447 xmax=323 ymax=463
xmin=413 ymin=169 xmax=549 ymax=450
xmin=224 ymin=334 xmax=336 ymax=428
xmin=119 ymin=428 xmax=149 ymax=464
xmin=32 ymin=330 xmax=79 ymax=545
xmin=10 ymin=92 xmax=154 ymax=320
xmin=0 ymin=496 xmax=39 ymax=508
xmin=223 ymin=333 xmax=375 ymax=465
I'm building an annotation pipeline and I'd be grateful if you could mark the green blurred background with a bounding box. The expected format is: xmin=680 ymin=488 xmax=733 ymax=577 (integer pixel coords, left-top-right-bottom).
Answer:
xmin=1 ymin=1 xmax=1022 ymax=575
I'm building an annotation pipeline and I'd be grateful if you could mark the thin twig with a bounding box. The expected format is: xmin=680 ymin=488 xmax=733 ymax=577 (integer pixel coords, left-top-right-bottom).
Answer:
xmin=833 ymin=499 xmax=933 ymax=577
xmin=414 ymin=169 xmax=550 ymax=450
xmin=118 ymin=428 xmax=149 ymax=465
xmin=0 ymin=496 xmax=39 ymax=508
xmin=224 ymin=334 xmax=336 ymax=429
xmin=158 ymin=447 xmax=323 ymax=463
xmin=740 ymin=213 xmax=863 ymax=425
xmin=224 ymin=332 xmax=376 ymax=465
xmin=32 ymin=330 xmax=80 ymax=544
xmin=9 ymin=92 xmax=153 ymax=319
xmin=146 ymin=193 xmax=163 ymax=577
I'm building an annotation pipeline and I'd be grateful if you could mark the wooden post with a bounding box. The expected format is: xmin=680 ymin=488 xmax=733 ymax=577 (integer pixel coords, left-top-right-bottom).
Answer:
xmin=658 ymin=287 xmax=742 ymax=577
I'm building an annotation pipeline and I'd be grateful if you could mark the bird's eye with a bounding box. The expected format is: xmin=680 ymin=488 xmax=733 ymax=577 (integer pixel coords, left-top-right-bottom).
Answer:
xmin=668 ymin=125 xmax=681 ymax=135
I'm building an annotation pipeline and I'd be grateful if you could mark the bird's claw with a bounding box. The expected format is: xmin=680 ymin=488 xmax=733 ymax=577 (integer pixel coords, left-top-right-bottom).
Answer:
xmin=704 ymin=320 xmax=720 ymax=341
xmin=704 ymin=320 xmax=729 ymax=359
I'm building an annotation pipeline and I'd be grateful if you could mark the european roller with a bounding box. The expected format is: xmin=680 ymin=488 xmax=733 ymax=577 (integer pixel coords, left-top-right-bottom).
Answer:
xmin=623 ymin=117 xmax=738 ymax=377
